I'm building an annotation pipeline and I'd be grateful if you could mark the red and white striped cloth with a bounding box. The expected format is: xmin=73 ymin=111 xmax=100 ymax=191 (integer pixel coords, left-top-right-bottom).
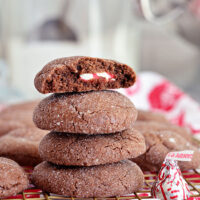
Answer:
xmin=118 ymin=71 xmax=200 ymax=141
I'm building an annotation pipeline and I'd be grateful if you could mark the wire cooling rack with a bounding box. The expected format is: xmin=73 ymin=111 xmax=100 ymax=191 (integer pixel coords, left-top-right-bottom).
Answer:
xmin=1 ymin=167 xmax=200 ymax=200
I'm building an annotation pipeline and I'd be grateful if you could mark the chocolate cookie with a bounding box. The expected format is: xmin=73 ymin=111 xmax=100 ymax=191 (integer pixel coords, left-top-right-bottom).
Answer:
xmin=32 ymin=160 xmax=143 ymax=197
xmin=131 ymin=130 xmax=200 ymax=171
xmin=134 ymin=121 xmax=196 ymax=146
xmin=33 ymin=90 xmax=137 ymax=134
xmin=0 ymin=157 xmax=29 ymax=198
xmin=0 ymin=119 xmax=25 ymax=137
xmin=34 ymin=56 xmax=136 ymax=94
xmin=0 ymin=100 xmax=40 ymax=127
xmin=137 ymin=110 xmax=170 ymax=124
xmin=0 ymin=127 xmax=47 ymax=166
xmin=3 ymin=100 xmax=39 ymax=111
xmin=39 ymin=128 xmax=145 ymax=166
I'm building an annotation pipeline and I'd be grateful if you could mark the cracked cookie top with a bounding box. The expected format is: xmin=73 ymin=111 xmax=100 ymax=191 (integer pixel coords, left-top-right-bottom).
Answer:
xmin=0 ymin=127 xmax=47 ymax=166
xmin=0 ymin=100 xmax=40 ymax=128
xmin=31 ymin=160 xmax=143 ymax=198
xmin=134 ymin=121 xmax=196 ymax=146
xmin=39 ymin=128 xmax=146 ymax=166
xmin=34 ymin=56 xmax=136 ymax=94
xmin=0 ymin=157 xmax=29 ymax=198
xmin=131 ymin=130 xmax=200 ymax=171
xmin=33 ymin=90 xmax=138 ymax=134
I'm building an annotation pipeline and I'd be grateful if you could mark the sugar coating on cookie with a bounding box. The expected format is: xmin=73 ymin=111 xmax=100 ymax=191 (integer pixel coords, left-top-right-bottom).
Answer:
xmin=131 ymin=130 xmax=200 ymax=171
xmin=33 ymin=90 xmax=137 ymax=134
xmin=39 ymin=128 xmax=146 ymax=166
xmin=32 ymin=160 xmax=143 ymax=197
xmin=137 ymin=109 xmax=170 ymax=124
xmin=34 ymin=56 xmax=136 ymax=94
xmin=0 ymin=128 xmax=47 ymax=166
xmin=0 ymin=119 xmax=25 ymax=137
xmin=0 ymin=100 xmax=40 ymax=127
xmin=134 ymin=121 xmax=195 ymax=146
xmin=0 ymin=157 xmax=29 ymax=198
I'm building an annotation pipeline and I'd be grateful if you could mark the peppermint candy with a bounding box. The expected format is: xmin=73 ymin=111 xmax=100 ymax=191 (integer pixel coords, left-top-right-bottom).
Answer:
xmin=152 ymin=151 xmax=193 ymax=200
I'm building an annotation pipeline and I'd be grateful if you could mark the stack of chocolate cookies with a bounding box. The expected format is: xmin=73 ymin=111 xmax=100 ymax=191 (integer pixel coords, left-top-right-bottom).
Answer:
xmin=32 ymin=56 xmax=146 ymax=197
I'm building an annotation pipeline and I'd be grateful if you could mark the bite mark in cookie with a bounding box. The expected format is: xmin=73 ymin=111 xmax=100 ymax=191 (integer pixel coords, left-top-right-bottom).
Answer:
xmin=34 ymin=56 xmax=136 ymax=93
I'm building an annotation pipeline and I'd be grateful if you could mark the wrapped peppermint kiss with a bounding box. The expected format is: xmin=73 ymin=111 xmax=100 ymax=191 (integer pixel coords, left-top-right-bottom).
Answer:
xmin=152 ymin=150 xmax=193 ymax=200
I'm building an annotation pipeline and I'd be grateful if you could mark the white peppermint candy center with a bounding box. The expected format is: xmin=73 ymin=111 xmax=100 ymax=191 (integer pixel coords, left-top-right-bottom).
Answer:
xmin=80 ymin=72 xmax=115 ymax=81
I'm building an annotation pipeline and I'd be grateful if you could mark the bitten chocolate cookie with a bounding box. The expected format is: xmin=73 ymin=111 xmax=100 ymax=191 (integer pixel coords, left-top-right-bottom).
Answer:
xmin=134 ymin=121 xmax=196 ymax=146
xmin=34 ymin=56 xmax=136 ymax=94
xmin=137 ymin=110 xmax=170 ymax=124
xmin=0 ymin=119 xmax=25 ymax=137
xmin=131 ymin=130 xmax=200 ymax=171
xmin=0 ymin=100 xmax=40 ymax=127
xmin=33 ymin=90 xmax=137 ymax=134
xmin=0 ymin=128 xmax=47 ymax=166
xmin=39 ymin=128 xmax=145 ymax=166
xmin=0 ymin=157 xmax=29 ymax=198
xmin=32 ymin=160 xmax=143 ymax=197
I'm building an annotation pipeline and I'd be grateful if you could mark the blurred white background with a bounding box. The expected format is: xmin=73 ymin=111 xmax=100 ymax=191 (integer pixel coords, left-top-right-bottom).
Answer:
xmin=0 ymin=0 xmax=200 ymax=102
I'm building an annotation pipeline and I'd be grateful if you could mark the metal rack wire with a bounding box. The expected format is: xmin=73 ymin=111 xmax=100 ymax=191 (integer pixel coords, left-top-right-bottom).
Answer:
xmin=1 ymin=167 xmax=200 ymax=200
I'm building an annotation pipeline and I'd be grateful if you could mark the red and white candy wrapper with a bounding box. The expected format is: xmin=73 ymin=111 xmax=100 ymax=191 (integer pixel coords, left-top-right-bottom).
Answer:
xmin=152 ymin=150 xmax=194 ymax=200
